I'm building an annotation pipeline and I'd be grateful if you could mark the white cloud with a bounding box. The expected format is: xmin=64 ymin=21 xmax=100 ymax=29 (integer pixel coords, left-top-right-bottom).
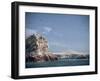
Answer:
xmin=26 ymin=27 xmax=52 ymax=38
xmin=25 ymin=28 xmax=37 ymax=38
xmin=43 ymin=27 xmax=52 ymax=33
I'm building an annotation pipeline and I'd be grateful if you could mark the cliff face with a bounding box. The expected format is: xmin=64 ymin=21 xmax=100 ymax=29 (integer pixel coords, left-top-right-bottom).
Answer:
xmin=26 ymin=33 xmax=58 ymax=62
xmin=26 ymin=34 xmax=38 ymax=54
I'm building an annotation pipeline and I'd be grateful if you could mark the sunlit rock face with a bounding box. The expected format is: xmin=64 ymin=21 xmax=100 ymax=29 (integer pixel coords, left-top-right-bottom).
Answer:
xmin=35 ymin=33 xmax=48 ymax=56
xmin=26 ymin=33 xmax=58 ymax=62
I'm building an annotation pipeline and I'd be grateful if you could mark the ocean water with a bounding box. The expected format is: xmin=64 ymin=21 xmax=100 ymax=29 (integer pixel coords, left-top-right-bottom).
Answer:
xmin=26 ymin=58 xmax=89 ymax=68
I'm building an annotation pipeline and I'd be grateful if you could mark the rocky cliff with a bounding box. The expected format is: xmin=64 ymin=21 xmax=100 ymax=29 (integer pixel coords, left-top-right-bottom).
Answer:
xmin=26 ymin=33 xmax=58 ymax=62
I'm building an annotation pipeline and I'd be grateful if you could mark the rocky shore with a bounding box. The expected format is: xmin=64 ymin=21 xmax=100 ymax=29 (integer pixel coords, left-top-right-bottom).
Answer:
xmin=26 ymin=54 xmax=58 ymax=62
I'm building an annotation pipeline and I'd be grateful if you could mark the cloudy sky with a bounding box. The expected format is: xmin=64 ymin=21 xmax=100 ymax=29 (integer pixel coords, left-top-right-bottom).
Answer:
xmin=25 ymin=12 xmax=89 ymax=54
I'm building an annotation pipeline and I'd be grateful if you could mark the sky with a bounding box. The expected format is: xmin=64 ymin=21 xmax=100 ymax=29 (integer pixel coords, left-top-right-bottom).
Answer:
xmin=25 ymin=12 xmax=89 ymax=54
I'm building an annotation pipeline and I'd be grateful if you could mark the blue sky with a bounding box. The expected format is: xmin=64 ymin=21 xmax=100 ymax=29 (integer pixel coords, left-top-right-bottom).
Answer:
xmin=25 ymin=12 xmax=89 ymax=54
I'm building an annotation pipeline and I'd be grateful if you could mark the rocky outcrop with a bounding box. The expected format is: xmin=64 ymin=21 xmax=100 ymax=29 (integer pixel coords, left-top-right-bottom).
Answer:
xmin=26 ymin=54 xmax=58 ymax=62
xmin=26 ymin=33 xmax=58 ymax=62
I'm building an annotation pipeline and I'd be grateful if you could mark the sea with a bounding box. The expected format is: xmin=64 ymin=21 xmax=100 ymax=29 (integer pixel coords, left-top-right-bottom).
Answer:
xmin=26 ymin=58 xmax=89 ymax=68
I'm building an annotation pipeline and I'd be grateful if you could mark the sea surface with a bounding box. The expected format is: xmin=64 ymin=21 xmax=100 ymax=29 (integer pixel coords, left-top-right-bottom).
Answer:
xmin=26 ymin=58 xmax=89 ymax=68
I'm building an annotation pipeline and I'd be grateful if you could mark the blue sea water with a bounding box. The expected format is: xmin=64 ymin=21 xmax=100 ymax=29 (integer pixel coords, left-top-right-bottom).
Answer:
xmin=26 ymin=58 xmax=89 ymax=68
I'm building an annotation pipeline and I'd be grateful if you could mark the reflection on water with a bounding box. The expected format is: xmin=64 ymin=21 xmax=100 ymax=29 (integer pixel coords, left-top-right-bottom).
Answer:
xmin=26 ymin=58 xmax=89 ymax=68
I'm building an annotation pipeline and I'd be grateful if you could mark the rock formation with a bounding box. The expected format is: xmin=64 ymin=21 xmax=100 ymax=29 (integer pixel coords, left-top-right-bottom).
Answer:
xmin=26 ymin=33 xmax=58 ymax=62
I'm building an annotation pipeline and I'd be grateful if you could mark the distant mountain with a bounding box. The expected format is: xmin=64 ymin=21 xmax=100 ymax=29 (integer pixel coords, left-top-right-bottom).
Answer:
xmin=54 ymin=50 xmax=88 ymax=55
xmin=53 ymin=50 xmax=89 ymax=59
